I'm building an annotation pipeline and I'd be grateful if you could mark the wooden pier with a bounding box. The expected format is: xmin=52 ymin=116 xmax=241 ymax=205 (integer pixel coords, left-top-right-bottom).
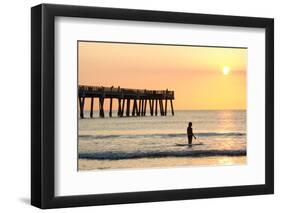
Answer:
xmin=78 ymin=85 xmax=175 ymax=118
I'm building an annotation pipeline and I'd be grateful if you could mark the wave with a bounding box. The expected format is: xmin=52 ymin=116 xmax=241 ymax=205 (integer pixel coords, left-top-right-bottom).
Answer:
xmin=79 ymin=149 xmax=246 ymax=160
xmin=79 ymin=132 xmax=246 ymax=140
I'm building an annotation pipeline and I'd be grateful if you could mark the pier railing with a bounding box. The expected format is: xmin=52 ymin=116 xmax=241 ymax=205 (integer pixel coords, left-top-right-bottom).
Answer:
xmin=78 ymin=85 xmax=175 ymax=118
xmin=78 ymin=85 xmax=174 ymax=99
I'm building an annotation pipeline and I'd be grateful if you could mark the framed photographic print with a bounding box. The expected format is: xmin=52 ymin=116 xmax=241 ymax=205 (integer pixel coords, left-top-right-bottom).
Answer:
xmin=31 ymin=4 xmax=274 ymax=209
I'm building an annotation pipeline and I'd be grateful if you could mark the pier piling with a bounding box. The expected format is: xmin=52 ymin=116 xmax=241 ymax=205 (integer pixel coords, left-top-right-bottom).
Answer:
xmin=170 ymin=99 xmax=174 ymax=116
xmin=90 ymin=97 xmax=94 ymax=118
xmin=109 ymin=98 xmax=113 ymax=117
xmin=126 ymin=99 xmax=131 ymax=116
xmin=155 ymin=99 xmax=158 ymax=116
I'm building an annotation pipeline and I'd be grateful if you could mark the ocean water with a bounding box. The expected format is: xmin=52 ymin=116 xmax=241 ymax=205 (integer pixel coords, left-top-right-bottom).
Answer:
xmin=78 ymin=110 xmax=246 ymax=170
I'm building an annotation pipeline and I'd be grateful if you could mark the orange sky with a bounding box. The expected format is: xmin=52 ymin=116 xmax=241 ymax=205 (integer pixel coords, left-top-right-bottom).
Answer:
xmin=78 ymin=41 xmax=247 ymax=110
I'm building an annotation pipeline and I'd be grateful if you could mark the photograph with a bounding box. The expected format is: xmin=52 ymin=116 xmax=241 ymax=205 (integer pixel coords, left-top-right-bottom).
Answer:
xmin=30 ymin=3 xmax=274 ymax=208
xmin=77 ymin=41 xmax=247 ymax=171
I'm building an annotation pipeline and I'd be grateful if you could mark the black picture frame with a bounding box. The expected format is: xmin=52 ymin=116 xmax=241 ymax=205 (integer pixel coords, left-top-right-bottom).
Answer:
xmin=31 ymin=3 xmax=274 ymax=209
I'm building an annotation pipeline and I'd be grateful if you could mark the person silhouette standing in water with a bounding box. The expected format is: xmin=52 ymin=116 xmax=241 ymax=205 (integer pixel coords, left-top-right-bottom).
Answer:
xmin=187 ymin=122 xmax=196 ymax=145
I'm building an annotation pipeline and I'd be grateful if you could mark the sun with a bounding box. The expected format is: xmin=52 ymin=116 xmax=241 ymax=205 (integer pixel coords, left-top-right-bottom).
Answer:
xmin=222 ymin=66 xmax=230 ymax=75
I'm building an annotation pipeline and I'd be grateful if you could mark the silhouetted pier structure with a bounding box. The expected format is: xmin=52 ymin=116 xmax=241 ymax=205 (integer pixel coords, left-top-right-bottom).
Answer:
xmin=78 ymin=85 xmax=175 ymax=118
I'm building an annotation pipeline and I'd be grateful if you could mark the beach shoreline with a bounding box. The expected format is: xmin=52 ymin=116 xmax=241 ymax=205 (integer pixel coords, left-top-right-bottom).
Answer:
xmin=78 ymin=110 xmax=247 ymax=171
xmin=78 ymin=156 xmax=246 ymax=171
